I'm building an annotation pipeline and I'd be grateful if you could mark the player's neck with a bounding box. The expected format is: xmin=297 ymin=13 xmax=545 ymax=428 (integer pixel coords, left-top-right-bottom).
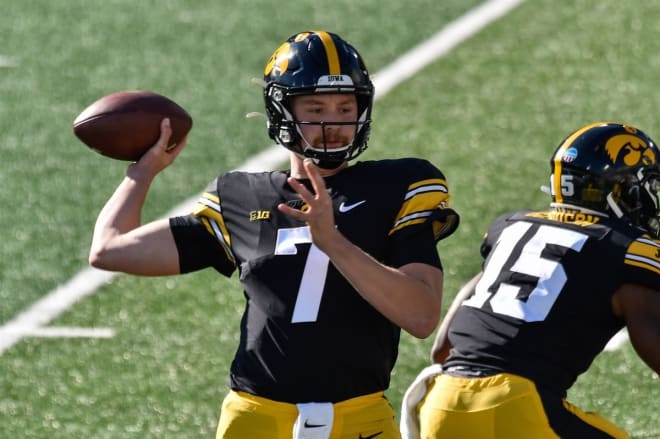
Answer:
xmin=289 ymin=154 xmax=348 ymax=179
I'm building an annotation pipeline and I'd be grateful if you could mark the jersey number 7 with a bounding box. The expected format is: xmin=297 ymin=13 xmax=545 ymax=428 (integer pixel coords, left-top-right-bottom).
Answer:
xmin=275 ymin=226 xmax=330 ymax=323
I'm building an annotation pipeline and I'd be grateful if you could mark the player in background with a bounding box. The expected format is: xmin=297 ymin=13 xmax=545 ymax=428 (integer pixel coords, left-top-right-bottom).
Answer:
xmin=400 ymin=122 xmax=660 ymax=439
xmin=89 ymin=30 xmax=459 ymax=439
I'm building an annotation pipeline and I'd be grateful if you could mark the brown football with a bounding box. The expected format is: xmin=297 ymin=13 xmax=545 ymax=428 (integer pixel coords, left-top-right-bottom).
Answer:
xmin=73 ymin=90 xmax=193 ymax=161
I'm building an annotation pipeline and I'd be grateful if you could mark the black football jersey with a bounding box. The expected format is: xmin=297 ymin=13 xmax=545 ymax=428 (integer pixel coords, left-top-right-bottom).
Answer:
xmin=170 ymin=158 xmax=453 ymax=403
xmin=444 ymin=210 xmax=660 ymax=396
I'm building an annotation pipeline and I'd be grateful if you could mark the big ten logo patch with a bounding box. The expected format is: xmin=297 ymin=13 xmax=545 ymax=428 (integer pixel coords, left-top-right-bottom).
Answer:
xmin=250 ymin=210 xmax=271 ymax=221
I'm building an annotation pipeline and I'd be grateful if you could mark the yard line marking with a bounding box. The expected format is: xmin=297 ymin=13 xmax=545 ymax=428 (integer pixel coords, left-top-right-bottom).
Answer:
xmin=0 ymin=268 xmax=116 ymax=354
xmin=1 ymin=0 xmax=539 ymax=356
xmin=17 ymin=327 xmax=115 ymax=339
xmin=374 ymin=0 xmax=525 ymax=98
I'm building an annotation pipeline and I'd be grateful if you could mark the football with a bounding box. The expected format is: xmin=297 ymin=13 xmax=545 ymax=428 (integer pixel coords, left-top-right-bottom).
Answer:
xmin=73 ymin=90 xmax=193 ymax=161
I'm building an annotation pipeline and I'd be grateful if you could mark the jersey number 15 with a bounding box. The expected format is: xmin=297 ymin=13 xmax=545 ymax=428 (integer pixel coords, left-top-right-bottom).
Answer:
xmin=464 ymin=221 xmax=588 ymax=322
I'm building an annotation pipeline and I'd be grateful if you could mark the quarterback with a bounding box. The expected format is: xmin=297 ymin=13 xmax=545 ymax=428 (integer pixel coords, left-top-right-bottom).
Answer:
xmin=89 ymin=31 xmax=459 ymax=439
xmin=402 ymin=122 xmax=660 ymax=439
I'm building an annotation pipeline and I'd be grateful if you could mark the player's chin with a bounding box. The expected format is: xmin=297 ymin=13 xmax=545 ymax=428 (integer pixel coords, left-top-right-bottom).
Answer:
xmin=316 ymin=141 xmax=349 ymax=150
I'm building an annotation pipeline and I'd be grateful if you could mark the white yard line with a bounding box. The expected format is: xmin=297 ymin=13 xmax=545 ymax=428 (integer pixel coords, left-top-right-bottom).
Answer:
xmin=1 ymin=0 xmax=555 ymax=356
xmin=18 ymin=327 xmax=115 ymax=339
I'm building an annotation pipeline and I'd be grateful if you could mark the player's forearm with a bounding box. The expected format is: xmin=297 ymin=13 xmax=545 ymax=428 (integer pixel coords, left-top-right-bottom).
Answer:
xmin=89 ymin=171 xmax=153 ymax=267
xmin=321 ymin=230 xmax=442 ymax=338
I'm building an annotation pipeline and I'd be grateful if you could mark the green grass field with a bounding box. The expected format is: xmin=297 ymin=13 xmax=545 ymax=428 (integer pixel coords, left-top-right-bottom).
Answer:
xmin=1 ymin=0 xmax=658 ymax=437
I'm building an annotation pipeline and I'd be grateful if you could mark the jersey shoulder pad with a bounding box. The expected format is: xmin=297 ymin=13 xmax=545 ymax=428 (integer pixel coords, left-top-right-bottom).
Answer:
xmin=360 ymin=157 xmax=445 ymax=180
xmin=480 ymin=211 xmax=523 ymax=257
xmin=623 ymin=234 xmax=660 ymax=285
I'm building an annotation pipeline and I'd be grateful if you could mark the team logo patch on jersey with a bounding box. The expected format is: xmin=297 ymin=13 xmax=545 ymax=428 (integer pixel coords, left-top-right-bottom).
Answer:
xmin=249 ymin=210 xmax=271 ymax=221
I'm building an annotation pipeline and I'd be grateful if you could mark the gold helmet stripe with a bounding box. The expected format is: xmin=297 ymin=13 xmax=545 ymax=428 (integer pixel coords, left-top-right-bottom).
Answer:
xmin=313 ymin=30 xmax=341 ymax=75
xmin=552 ymin=121 xmax=608 ymax=203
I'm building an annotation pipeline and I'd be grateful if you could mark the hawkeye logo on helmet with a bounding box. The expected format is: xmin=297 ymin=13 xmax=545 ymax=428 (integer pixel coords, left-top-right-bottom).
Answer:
xmin=605 ymin=134 xmax=656 ymax=167
xmin=264 ymin=42 xmax=291 ymax=77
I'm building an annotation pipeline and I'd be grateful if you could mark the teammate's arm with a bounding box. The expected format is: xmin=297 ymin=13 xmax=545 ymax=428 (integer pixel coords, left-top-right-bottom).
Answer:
xmin=611 ymin=283 xmax=660 ymax=373
xmin=89 ymin=118 xmax=185 ymax=276
xmin=279 ymin=159 xmax=443 ymax=338
xmin=430 ymin=272 xmax=482 ymax=363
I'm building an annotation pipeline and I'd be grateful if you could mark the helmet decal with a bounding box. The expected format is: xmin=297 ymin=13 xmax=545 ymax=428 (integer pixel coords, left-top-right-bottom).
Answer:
xmin=605 ymin=134 xmax=656 ymax=167
xmin=552 ymin=122 xmax=604 ymax=204
xmin=264 ymin=42 xmax=291 ymax=77
xmin=265 ymin=31 xmax=342 ymax=79
xmin=562 ymin=147 xmax=578 ymax=163
xmin=312 ymin=30 xmax=341 ymax=75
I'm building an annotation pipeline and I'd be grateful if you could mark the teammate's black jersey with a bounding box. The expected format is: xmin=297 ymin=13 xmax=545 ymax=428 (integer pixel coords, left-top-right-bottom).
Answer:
xmin=170 ymin=158 xmax=453 ymax=403
xmin=444 ymin=210 xmax=660 ymax=396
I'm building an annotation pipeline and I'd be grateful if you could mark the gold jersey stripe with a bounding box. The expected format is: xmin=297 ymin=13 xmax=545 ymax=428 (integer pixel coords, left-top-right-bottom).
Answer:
xmin=192 ymin=193 xmax=221 ymax=217
xmin=390 ymin=178 xmax=452 ymax=235
xmin=398 ymin=191 xmax=449 ymax=220
xmin=389 ymin=215 xmax=430 ymax=235
xmin=624 ymin=258 xmax=660 ymax=275
xmin=199 ymin=216 xmax=235 ymax=265
xmin=195 ymin=205 xmax=231 ymax=245
xmin=192 ymin=192 xmax=234 ymax=263
xmin=624 ymin=237 xmax=660 ymax=274
xmin=396 ymin=188 xmax=449 ymax=219
xmin=407 ymin=178 xmax=449 ymax=194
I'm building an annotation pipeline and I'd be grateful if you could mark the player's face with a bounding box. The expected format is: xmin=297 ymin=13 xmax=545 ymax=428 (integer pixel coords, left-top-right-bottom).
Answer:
xmin=291 ymin=94 xmax=358 ymax=150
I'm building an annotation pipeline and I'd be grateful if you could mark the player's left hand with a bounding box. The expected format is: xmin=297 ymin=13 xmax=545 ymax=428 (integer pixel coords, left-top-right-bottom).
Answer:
xmin=278 ymin=159 xmax=338 ymax=250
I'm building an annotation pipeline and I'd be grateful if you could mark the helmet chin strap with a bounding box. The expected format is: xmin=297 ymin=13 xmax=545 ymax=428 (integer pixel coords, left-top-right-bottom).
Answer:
xmin=296 ymin=127 xmax=352 ymax=169
xmin=313 ymin=158 xmax=346 ymax=170
xmin=606 ymin=192 xmax=625 ymax=219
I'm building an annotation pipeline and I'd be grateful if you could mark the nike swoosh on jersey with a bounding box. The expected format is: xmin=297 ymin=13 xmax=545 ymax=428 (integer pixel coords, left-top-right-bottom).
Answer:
xmin=359 ymin=432 xmax=383 ymax=439
xmin=338 ymin=200 xmax=366 ymax=213
xmin=304 ymin=420 xmax=326 ymax=428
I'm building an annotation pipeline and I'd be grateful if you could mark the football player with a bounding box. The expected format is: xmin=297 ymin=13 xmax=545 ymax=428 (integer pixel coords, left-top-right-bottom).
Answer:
xmin=89 ymin=30 xmax=459 ymax=439
xmin=401 ymin=122 xmax=660 ymax=439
